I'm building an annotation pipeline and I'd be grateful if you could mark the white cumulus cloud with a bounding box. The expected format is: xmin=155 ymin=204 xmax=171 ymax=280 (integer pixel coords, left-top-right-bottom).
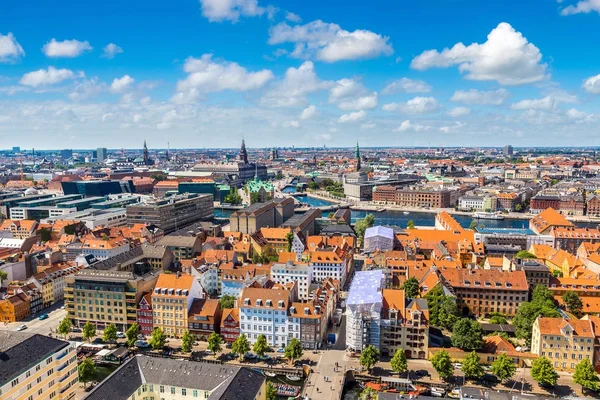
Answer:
xmin=583 ymin=74 xmax=600 ymax=94
xmin=561 ymin=0 xmax=600 ymax=15
xmin=395 ymin=120 xmax=431 ymax=132
xmin=43 ymin=39 xmax=92 ymax=58
xmin=328 ymin=78 xmax=377 ymax=111
xmin=338 ymin=110 xmax=366 ymax=123
xmin=381 ymin=78 xmax=431 ymax=95
xmin=261 ymin=61 xmax=331 ymax=107
xmin=450 ymin=88 xmax=510 ymax=105
xmin=110 ymin=75 xmax=135 ymax=93
xmin=0 ymin=33 xmax=25 ymax=62
xmin=282 ymin=120 xmax=300 ymax=128
xmin=103 ymin=43 xmax=123 ymax=59
xmin=300 ymin=105 xmax=317 ymax=120
xmin=69 ymin=77 xmax=107 ymax=101
xmin=285 ymin=12 xmax=302 ymax=22
xmin=383 ymin=96 xmax=440 ymax=114
xmin=20 ymin=66 xmax=77 ymax=87
xmin=510 ymin=95 xmax=576 ymax=110
xmin=411 ymin=22 xmax=548 ymax=85
xmin=199 ymin=0 xmax=265 ymax=22
xmin=447 ymin=107 xmax=471 ymax=117
xmin=268 ymin=20 xmax=393 ymax=62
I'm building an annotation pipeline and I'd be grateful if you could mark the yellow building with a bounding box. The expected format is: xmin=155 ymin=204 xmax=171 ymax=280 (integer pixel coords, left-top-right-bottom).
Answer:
xmin=0 ymin=332 xmax=78 ymax=400
xmin=531 ymin=316 xmax=595 ymax=371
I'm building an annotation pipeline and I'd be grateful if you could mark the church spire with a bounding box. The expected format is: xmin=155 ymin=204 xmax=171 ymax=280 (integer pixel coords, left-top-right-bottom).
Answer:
xmin=239 ymin=138 xmax=249 ymax=164
xmin=355 ymin=141 xmax=361 ymax=171
xmin=143 ymin=140 xmax=149 ymax=164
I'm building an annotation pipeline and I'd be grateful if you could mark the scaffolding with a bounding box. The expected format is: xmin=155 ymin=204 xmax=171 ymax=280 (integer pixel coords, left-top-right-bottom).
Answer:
xmin=346 ymin=270 xmax=384 ymax=351
xmin=364 ymin=226 xmax=394 ymax=253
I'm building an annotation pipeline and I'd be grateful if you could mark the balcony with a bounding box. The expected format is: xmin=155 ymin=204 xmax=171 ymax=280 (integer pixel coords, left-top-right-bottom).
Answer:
xmin=57 ymin=350 xmax=70 ymax=360
xmin=58 ymin=361 xmax=69 ymax=372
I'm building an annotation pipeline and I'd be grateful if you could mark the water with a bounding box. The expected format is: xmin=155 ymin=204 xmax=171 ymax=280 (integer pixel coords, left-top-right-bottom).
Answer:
xmin=296 ymin=194 xmax=337 ymax=208
xmin=282 ymin=186 xmax=297 ymax=193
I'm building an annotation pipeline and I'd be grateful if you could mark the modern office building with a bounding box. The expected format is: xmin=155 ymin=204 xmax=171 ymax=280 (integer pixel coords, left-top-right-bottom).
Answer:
xmin=97 ymin=147 xmax=107 ymax=162
xmin=60 ymin=149 xmax=73 ymax=160
xmin=126 ymin=193 xmax=213 ymax=234
xmin=61 ymin=180 xmax=135 ymax=196
xmin=0 ymin=332 xmax=79 ymax=400
xmin=503 ymin=145 xmax=514 ymax=156
xmin=346 ymin=269 xmax=385 ymax=352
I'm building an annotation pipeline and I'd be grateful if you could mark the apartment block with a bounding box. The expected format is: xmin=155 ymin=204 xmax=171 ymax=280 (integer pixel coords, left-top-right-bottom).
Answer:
xmin=239 ymin=287 xmax=291 ymax=348
xmin=270 ymin=262 xmax=313 ymax=299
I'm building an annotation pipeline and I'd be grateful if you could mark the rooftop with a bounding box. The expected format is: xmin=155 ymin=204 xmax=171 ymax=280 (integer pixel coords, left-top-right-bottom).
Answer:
xmin=347 ymin=269 xmax=385 ymax=306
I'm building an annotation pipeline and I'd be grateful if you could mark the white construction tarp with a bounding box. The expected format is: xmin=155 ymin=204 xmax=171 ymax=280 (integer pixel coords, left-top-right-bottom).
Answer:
xmin=364 ymin=226 xmax=394 ymax=253
xmin=346 ymin=270 xmax=384 ymax=351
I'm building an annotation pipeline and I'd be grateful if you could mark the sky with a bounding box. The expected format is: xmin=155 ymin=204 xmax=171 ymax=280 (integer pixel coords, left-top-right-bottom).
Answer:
xmin=2 ymin=0 xmax=600 ymax=149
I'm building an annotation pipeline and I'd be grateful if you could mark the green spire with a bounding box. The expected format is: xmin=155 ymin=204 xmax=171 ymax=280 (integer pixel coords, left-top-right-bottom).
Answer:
xmin=355 ymin=142 xmax=361 ymax=171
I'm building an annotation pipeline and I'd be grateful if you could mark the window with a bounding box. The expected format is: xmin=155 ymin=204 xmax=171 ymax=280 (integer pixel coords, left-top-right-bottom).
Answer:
xmin=171 ymin=387 xmax=176 ymax=395
xmin=193 ymin=389 xmax=199 ymax=397
xmin=182 ymin=388 xmax=187 ymax=396
xmin=11 ymin=378 xmax=18 ymax=387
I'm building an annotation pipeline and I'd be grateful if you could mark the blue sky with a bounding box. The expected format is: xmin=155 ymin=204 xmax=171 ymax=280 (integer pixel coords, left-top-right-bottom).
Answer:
xmin=1 ymin=0 xmax=600 ymax=149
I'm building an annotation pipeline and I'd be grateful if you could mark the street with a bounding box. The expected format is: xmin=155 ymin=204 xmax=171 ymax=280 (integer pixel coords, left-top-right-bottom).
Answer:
xmin=0 ymin=302 xmax=66 ymax=335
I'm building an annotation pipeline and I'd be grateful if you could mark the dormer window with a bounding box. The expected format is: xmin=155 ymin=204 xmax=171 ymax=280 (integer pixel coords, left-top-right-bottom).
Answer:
xmin=290 ymin=306 xmax=296 ymax=314
xmin=304 ymin=307 xmax=310 ymax=315
xmin=278 ymin=300 xmax=284 ymax=308
xmin=266 ymin=300 xmax=273 ymax=307
xmin=244 ymin=298 xmax=250 ymax=306
xmin=256 ymin=299 xmax=263 ymax=306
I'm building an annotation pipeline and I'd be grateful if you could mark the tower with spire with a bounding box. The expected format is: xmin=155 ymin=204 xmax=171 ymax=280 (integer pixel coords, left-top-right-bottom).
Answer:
xmin=143 ymin=140 xmax=149 ymax=165
xmin=355 ymin=142 xmax=361 ymax=171
xmin=239 ymin=138 xmax=249 ymax=164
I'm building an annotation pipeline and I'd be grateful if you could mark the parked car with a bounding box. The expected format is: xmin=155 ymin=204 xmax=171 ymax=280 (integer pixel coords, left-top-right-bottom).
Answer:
xmin=479 ymin=374 xmax=500 ymax=385
xmin=276 ymin=347 xmax=285 ymax=353
xmin=135 ymin=340 xmax=150 ymax=348
xmin=452 ymin=362 xmax=462 ymax=369
xmin=92 ymin=338 xmax=104 ymax=345
xmin=116 ymin=331 xmax=126 ymax=338
xmin=16 ymin=324 xmax=27 ymax=331
xmin=38 ymin=313 xmax=49 ymax=320
xmin=137 ymin=334 xmax=146 ymax=340
xmin=72 ymin=327 xmax=82 ymax=333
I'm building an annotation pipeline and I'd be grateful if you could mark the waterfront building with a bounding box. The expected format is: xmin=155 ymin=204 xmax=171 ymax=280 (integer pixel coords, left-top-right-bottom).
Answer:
xmin=229 ymin=198 xmax=294 ymax=234
xmin=373 ymin=186 xmax=451 ymax=208
xmin=136 ymin=293 xmax=153 ymax=336
xmin=220 ymin=308 xmax=240 ymax=343
xmin=529 ymin=207 xmax=573 ymax=235
xmin=192 ymin=140 xmax=267 ymax=184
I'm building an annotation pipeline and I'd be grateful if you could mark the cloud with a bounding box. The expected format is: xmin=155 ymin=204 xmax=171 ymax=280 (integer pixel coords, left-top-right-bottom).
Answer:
xmin=561 ymin=0 xmax=600 ymax=15
xmin=411 ymin=22 xmax=548 ymax=85
xmin=261 ymin=61 xmax=331 ymax=107
xmin=447 ymin=106 xmax=471 ymax=117
xmin=328 ymin=78 xmax=377 ymax=111
xmin=268 ymin=20 xmax=393 ymax=62
xmin=395 ymin=120 xmax=431 ymax=132
xmin=338 ymin=110 xmax=366 ymax=123
xmin=0 ymin=33 xmax=25 ymax=62
xmin=566 ymin=108 xmax=591 ymax=121
xmin=103 ymin=43 xmax=123 ymax=59
xmin=175 ymin=54 xmax=273 ymax=101
xmin=282 ymin=120 xmax=300 ymax=128
xmin=583 ymin=74 xmax=600 ymax=94
xmin=383 ymin=96 xmax=440 ymax=114
xmin=450 ymin=88 xmax=510 ymax=105
xmin=199 ymin=0 xmax=265 ymax=22
xmin=361 ymin=123 xmax=376 ymax=129
xmin=300 ymin=105 xmax=317 ymax=120
xmin=381 ymin=78 xmax=431 ymax=95
xmin=110 ymin=75 xmax=135 ymax=93
xmin=42 ymin=39 xmax=92 ymax=58
xmin=440 ymin=121 xmax=466 ymax=133
xmin=285 ymin=11 xmax=302 ymax=22
xmin=69 ymin=77 xmax=107 ymax=101
xmin=19 ymin=67 xmax=77 ymax=87
xmin=510 ymin=95 xmax=576 ymax=110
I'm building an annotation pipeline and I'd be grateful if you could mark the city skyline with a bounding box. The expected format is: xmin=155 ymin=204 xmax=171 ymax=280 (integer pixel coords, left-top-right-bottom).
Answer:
xmin=2 ymin=0 xmax=600 ymax=148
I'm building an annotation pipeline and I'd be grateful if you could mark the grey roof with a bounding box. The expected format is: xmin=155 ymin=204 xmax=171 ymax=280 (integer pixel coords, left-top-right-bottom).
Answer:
xmin=157 ymin=235 xmax=200 ymax=248
xmin=0 ymin=332 xmax=70 ymax=387
xmin=321 ymin=224 xmax=356 ymax=236
xmin=85 ymin=355 xmax=265 ymax=400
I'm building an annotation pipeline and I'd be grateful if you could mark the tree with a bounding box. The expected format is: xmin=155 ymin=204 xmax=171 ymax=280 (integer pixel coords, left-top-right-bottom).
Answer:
xmin=219 ymin=295 xmax=236 ymax=310
xmin=514 ymin=284 xmax=560 ymax=343
xmin=359 ymin=387 xmax=378 ymax=400
xmin=250 ymin=192 xmax=261 ymax=204
xmin=253 ymin=334 xmax=269 ymax=357
xmin=0 ymin=270 xmax=7 ymax=286
xmin=401 ymin=277 xmax=420 ymax=298
xmin=103 ymin=323 xmax=117 ymax=343
xmin=390 ymin=349 xmax=407 ymax=375
xmin=491 ymin=353 xmax=516 ymax=382
xmin=468 ymin=220 xmax=478 ymax=230
xmin=308 ymin=181 xmax=319 ymax=190
xmin=83 ymin=321 xmax=96 ymax=343
xmin=149 ymin=327 xmax=167 ymax=350
xmin=232 ymin=334 xmax=250 ymax=361
xmin=207 ymin=332 xmax=223 ymax=355
xmin=359 ymin=345 xmax=380 ymax=373
xmin=563 ymin=291 xmax=583 ymax=317
xmin=266 ymin=382 xmax=278 ymax=400
xmin=516 ymin=250 xmax=536 ymax=259
xmin=489 ymin=313 xmax=507 ymax=325
xmin=354 ymin=214 xmax=375 ymax=248
xmin=285 ymin=232 xmax=294 ymax=252
xmin=573 ymin=358 xmax=600 ymax=392
xmin=126 ymin=323 xmax=140 ymax=347
xmin=284 ymin=338 xmax=303 ymax=366
xmin=425 ymin=285 xmax=460 ymax=330
xmin=224 ymin=188 xmax=242 ymax=205
xmin=181 ymin=330 xmax=196 ymax=353
xmin=57 ymin=317 xmax=72 ymax=339
xmin=451 ymin=319 xmax=483 ymax=351
xmin=407 ymin=220 xmax=415 ymax=229
xmin=515 ymin=204 xmax=523 ymax=212
xmin=431 ymin=350 xmax=454 ymax=380
xmin=462 ymin=351 xmax=484 ymax=380
xmin=531 ymin=356 xmax=558 ymax=387
xmin=552 ymin=270 xmax=564 ymax=278
xmin=78 ymin=358 xmax=97 ymax=388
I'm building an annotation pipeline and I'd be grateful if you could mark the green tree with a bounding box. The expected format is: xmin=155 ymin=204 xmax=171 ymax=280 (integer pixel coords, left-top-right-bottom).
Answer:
xmin=431 ymin=350 xmax=454 ymax=380
xmin=513 ymin=284 xmax=560 ymax=343
xmin=266 ymin=382 xmax=278 ymax=400
xmin=232 ymin=334 xmax=251 ymax=361
xmin=359 ymin=345 xmax=380 ymax=372
xmin=563 ymin=291 xmax=583 ymax=317
xmin=103 ymin=323 xmax=118 ymax=343
xmin=253 ymin=334 xmax=269 ymax=357
xmin=57 ymin=317 xmax=72 ymax=339
xmin=0 ymin=270 xmax=6 ymax=286
xmin=78 ymin=358 xmax=97 ymax=388
xmin=38 ymin=227 xmax=52 ymax=242
xmin=354 ymin=214 xmax=375 ymax=248
xmin=515 ymin=250 xmax=536 ymax=259
xmin=224 ymin=188 xmax=242 ymax=205
xmin=425 ymin=285 xmax=460 ymax=330
xmin=451 ymin=319 xmax=483 ymax=351
xmin=250 ymin=192 xmax=261 ymax=204
xmin=390 ymin=349 xmax=408 ymax=376
xmin=207 ymin=332 xmax=223 ymax=355
xmin=181 ymin=330 xmax=196 ymax=353
xmin=515 ymin=204 xmax=523 ymax=212
xmin=126 ymin=323 xmax=140 ymax=347
xmin=531 ymin=356 xmax=558 ymax=387
xmin=491 ymin=353 xmax=516 ymax=382
xmin=308 ymin=181 xmax=319 ymax=190
xmin=552 ymin=270 xmax=564 ymax=278
xmin=407 ymin=220 xmax=415 ymax=229
xmin=462 ymin=351 xmax=484 ymax=380
xmin=573 ymin=358 xmax=600 ymax=392
xmin=284 ymin=338 xmax=303 ymax=366
xmin=149 ymin=327 xmax=167 ymax=350
xmin=219 ymin=295 xmax=236 ymax=310
xmin=285 ymin=232 xmax=294 ymax=252
xmin=359 ymin=387 xmax=378 ymax=400
xmin=83 ymin=321 xmax=96 ymax=343
xmin=489 ymin=313 xmax=507 ymax=325
xmin=401 ymin=277 xmax=420 ymax=298
xmin=468 ymin=220 xmax=478 ymax=230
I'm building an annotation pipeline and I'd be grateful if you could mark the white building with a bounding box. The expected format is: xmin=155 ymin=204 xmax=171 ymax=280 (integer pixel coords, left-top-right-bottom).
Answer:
xmin=239 ymin=287 xmax=291 ymax=347
xmin=270 ymin=262 xmax=313 ymax=299
xmin=191 ymin=264 xmax=219 ymax=296
xmin=310 ymin=248 xmax=350 ymax=287
xmin=346 ymin=269 xmax=385 ymax=352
